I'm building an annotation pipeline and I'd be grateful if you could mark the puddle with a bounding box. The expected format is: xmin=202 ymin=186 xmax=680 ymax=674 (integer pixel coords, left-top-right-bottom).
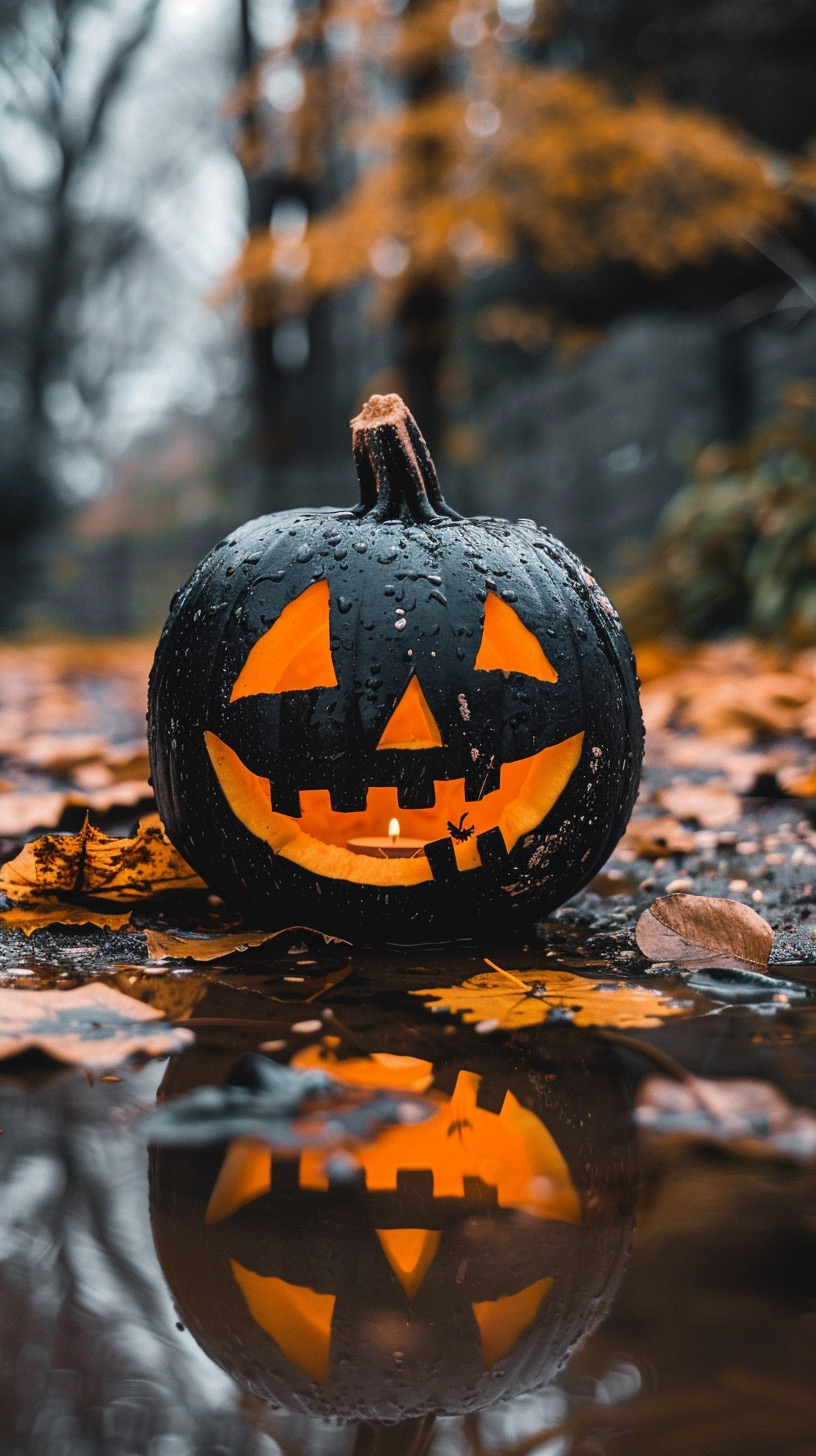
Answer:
xmin=0 ymin=948 xmax=815 ymax=1453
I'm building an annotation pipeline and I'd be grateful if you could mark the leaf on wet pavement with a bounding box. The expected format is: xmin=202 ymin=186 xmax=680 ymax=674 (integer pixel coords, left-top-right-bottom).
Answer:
xmin=635 ymin=1075 xmax=816 ymax=1164
xmin=144 ymin=925 xmax=347 ymax=962
xmin=654 ymin=781 xmax=742 ymax=828
xmin=411 ymin=960 xmax=698 ymax=1030
xmin=0 ymin=791 xmax=74 ymax=838
xmin=142 ymin=1051 xmax=434 ymax=1151
xmin=0 ymin=982 xmax=193 ymax=1067
xmin=0 ymin=904 xmax=132 ymax=934
xmin=636 ymin=893 xmax=774 ymax=972
xmin=0 ymin=820 xmax=205 ymax=905
xmin=621 ymin=815 xmax=696 ymax=859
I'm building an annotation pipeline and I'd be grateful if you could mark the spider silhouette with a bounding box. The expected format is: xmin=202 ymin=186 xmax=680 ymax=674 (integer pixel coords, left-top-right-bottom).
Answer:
xmin=447 ymin=812 xmax=475 ymax=842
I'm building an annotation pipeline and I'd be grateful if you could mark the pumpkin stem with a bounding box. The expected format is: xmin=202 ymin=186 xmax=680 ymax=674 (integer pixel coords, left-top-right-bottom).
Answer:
xmin=351 ymin=393 xmax=461 ymax=524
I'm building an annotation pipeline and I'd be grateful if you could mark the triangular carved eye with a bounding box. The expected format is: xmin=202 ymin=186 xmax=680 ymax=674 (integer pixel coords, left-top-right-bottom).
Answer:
xmin=230 ymin=580 xmax=338 ymax=700
xmin=474 ymin=593 xmax=558 ymax=682
xmin=377 ymin=675 xmax=445 ymax=750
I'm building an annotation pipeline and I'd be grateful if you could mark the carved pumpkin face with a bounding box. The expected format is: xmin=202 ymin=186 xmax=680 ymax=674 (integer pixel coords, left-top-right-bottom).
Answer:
xmin=149 ymin=394 xmax=642 ymax=940
xmin=150 ymin=1029 xmax=638 ymax=1420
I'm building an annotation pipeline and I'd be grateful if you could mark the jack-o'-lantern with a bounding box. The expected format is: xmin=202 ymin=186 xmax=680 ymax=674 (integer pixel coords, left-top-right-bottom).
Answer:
xmin=150 ymin=1024 xmax=637 ymax=1421
xmin=148 ymin=394 xmax=642 ymax=941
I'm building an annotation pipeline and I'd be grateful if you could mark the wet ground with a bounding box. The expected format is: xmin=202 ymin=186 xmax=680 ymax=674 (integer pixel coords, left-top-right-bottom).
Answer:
xmin=1 ymin=936 xmax=815 ymax=1456
xmin=2 ymin=639 xmax=816 ymax=1455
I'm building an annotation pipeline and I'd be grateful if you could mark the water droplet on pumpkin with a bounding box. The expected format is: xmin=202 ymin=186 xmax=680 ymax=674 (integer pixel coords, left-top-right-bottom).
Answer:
xmin=270 ymin=569 xmax=285 ymax=582
xmin=296 ymin=545 xmax=312 ymax=563
xmin=353 ymin=540 xmax=368 ymax=553
xmin=337 ymin=597 xmax=353 ymax=613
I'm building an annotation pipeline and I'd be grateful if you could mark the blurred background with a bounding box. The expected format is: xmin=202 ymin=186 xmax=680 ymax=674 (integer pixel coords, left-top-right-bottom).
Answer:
xmin=3 ymin=0 xmax=816 ymax=641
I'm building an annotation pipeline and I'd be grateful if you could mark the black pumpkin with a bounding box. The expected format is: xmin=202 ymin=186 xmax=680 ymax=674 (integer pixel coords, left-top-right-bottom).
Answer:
xmin=148 ymin=394 xmax=642 ymax=942
xmin=150 ymin=1026 xmax=638 ymax=1422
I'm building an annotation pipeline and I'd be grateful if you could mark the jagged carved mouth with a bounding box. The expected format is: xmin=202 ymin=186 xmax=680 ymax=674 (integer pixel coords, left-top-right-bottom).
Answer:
xmin=204 ymin=730 xmax=584 ymax=886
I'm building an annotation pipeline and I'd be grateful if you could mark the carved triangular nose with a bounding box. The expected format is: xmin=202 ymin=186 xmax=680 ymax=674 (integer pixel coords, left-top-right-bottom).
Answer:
xmin=376 ymin=675 xmax=444 ymax=750
xmin=375 ymin=1227 xmax=442 ymax=1299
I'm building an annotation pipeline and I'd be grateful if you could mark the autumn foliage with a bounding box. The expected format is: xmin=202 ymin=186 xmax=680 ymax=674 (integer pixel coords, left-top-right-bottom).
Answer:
xmin=221 ymin=0 xmax=796 ymax=327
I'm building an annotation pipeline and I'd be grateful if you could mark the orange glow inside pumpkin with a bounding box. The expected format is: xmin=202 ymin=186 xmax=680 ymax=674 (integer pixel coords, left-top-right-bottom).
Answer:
xmin=212 ymin=1052 xmax=575 ymax=1381
xmin=206 ymin=1053 xmax=580 ymax=1226
xmin=212 ymin=578 xmax=581 ymax=885
xmin=475 ymin=593 xmax=558 ymax=682
xmin=229 ymin=1263 xmax=335 ymax=1382
xmin=205 ymin=728 xmax=584 ymax=886
xmin=375 ymin=675 xmax=445 ymax=750
xmin=230 ymin=580 xmax=337 ymax=700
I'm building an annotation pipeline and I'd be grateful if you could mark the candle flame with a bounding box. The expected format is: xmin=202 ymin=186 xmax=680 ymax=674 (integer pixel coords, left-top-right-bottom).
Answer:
xmin=388 ymin=817 xmax=400 ymax=840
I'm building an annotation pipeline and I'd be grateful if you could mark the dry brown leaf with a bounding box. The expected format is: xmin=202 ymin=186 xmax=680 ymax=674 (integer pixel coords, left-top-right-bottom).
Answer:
xmin=14 ymin=733 xmax=109 ymax=772
xmin=635 ymin=1075 xmax=816 ymax=1164
xmin=0 ymin=820 xmax=205 ymax=904
xmin=144 ymin=925 xmax=346 ymax=962
xmin=411 ymin=961 xmax=697 ymax=1030
xmin=653 ymin=781 xmax=742 ymax=828
xmin=0 ymin=982 xmax=193 ymax=1067
xmin=69 ymin=779 xmax=153 ymax=813
xmin=621 ymin=815 xmax=695 ymax=859
xmin=0 ymin=904 xmax=132 ymax=934
xmin=0 ymin=791 xmax=70 ymax=837
xmin=636 ymin=893 xmax=774 ymax=972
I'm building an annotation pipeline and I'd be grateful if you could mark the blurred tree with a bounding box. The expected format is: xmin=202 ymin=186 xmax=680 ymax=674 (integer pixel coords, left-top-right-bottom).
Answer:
xmin=0 ymin=0 xmax=249 ymax=629
xmin=0 ymin=0 xmax=161 ymax=542
xmin=220 ymin=0 xmax=802 ymax=446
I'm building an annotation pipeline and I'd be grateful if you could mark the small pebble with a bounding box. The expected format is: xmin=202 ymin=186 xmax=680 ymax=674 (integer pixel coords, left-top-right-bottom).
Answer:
xmin=751 ymin=889 xmax=764 ymax=902
xmin=666 ymin=878 xmax=693 ymax=893
xmin=291 ymin=1019 xmax=323 ymax=1034
xmin=257 ymin=1039 xmax=286 ymax=1052
xmin=737 ymin=840 xmax=759 ymax=855
xmin=728 ymin=878 xmax=749 ymax=892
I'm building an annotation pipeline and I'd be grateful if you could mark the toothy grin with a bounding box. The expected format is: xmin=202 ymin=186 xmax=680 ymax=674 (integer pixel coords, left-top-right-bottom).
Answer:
xmin=204 ymin=730 xmax=584 ymax=887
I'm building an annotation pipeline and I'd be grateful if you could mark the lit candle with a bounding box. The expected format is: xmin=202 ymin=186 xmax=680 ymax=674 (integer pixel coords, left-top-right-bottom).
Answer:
xmin=347 ymin=816 xmax=425 ymax=859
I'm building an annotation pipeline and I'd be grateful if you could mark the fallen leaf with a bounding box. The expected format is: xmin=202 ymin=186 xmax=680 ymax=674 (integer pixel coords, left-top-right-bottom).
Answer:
xmin=411 ymin=961 xmax=698 ymax=1030
xmin=777 ymin=763 xmax=816 ymax=797
xmin=142 ymin=1052 xmax=433 ymax=1150
xmin=0 ymin=791 xmax=70 ymax=837
xmin=0 ymin=983 xmax=193 ymax=1067
xmin=0 ymin=904 xmax=132 ymax=934
xmin=635 ymin=894 xmax=774 ymax=972
xmin=112 ymin=972 xmax=208 ymax=1022
xmin=621 ymin=815 xmax=695 ymax=859
xmin=635 ymin=1075 xmax=816 ymax=1164
xmin=144 ymin=925 xmax=347 ymax=962
xmin=0 ymin=820 xmax=206 ymax=904
xmin=70 ymin=779 xmax=153 ymax=813
xmin=654 ymin=781 xmax=742 ymax=828
xmin=15 ymin=733 xmax=109 ymax=772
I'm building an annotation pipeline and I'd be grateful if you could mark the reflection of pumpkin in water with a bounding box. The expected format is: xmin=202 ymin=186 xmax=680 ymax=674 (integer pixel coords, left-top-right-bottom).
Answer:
xmin=151 ymin=1030 xmax=637 ymax=1421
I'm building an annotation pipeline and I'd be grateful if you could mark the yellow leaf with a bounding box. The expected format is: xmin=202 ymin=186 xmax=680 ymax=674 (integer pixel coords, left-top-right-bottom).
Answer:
xmin=0 ymin=904 xmax=132 ymax=934
xmin=0 ymin=820 xmax=206 ymax=905
xmin=411 ymin=961 xmax=696 ymax=1030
